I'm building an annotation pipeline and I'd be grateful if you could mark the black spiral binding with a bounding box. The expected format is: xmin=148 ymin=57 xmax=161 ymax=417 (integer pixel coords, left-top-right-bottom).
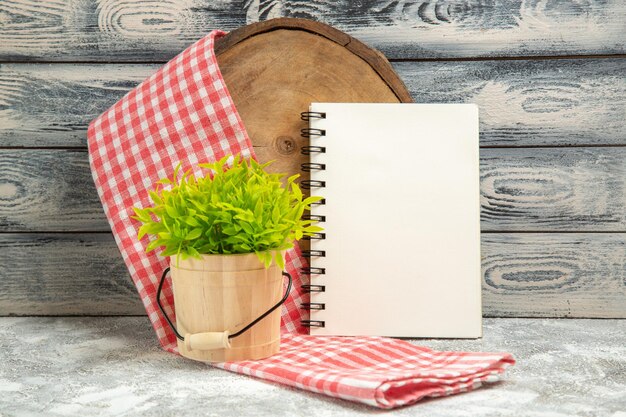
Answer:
xmin=302 ymin=214 xmax=326 ymax=222
xmin=302 ymin=232 xmax=326 ymax=241
xmin=300 ymin=111 xmax=327 ymax=329
xmin=300 ymin=180 xmax=326 ymax=189
xmin=301 ymin=267 xmax=326 ymax=275
xmin=301 ymin=146 xmax=325 ymax=155
xmin=302 ymin=249 xmax=325 ymax=258
xmin=301 ymin=163 xmax=326 ymax=172
xmin=301 ymin=320 xmax=325 ymax=328
xmin=301 ymin=284 xmax=325 ymax=293
xmin=301 ymin=303 xmax=326 ymax=310
xmin=301 ymin=111 xmax=326 ymax=121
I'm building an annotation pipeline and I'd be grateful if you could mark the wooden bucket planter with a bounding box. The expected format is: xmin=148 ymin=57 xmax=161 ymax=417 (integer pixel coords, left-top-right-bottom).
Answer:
xmin=158 ymin=252 xmax=290 ymax=362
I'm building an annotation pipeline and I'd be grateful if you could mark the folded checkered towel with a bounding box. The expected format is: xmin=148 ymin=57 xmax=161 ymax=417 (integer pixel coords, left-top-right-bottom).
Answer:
xmin=87 ymin=29 xmax=514 ymax=409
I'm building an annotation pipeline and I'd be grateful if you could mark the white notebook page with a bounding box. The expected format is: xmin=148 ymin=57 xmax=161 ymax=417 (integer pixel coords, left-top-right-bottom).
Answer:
xmin=307 ymin=103 xmax=481 ymax=338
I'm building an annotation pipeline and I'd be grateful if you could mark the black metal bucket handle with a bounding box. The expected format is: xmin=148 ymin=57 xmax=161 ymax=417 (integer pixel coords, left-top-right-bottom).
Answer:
xmin=157 ymin=266 xmax=292 ymax=344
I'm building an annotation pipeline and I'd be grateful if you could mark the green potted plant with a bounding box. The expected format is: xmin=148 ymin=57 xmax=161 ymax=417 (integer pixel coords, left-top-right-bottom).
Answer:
xmin=132 ymin=154 xmax=322 ymax=362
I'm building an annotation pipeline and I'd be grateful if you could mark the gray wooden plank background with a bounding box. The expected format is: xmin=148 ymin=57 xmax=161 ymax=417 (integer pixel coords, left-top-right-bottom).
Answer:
xmin=2 ymin=59 xmax=625 ymax=148
xmin=0 ymin=234 xmax=143 ymax=315
xmin=0 ymin=1 xmax=624 ymax=318
xmin=482 ymin=233 xmax=626 ymax=318
xmin=1 ymin=233 xmax=623 ymax=317
xmin=1 ymin=0 xmax=624 ymax=60
xmin=2 ymin=148 xmax=625 ymax=232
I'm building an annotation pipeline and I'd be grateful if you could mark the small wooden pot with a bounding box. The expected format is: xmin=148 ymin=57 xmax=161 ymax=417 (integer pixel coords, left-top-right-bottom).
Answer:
xmin=169 ymin=252 xmax=284 ymax=362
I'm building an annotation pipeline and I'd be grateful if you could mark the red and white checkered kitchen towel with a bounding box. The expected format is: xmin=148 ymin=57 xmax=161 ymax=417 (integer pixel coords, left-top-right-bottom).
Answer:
xmin=87 ymin=29 xmax=514 ymax=409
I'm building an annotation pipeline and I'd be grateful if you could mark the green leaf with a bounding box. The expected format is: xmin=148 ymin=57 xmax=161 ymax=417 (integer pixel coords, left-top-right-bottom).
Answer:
xmin=221 ymin=225 xmax=237 ymax=236
xmin=185 ymin=228 xmax=203 ymax=240
xmin=137 ymin=224 xmax=149 ymax=240
xmin=302 ymin=195 xmax=324 ymax=205
xmin=138 ymin=222 xmax=163 ymax=240
xmin=132 ymin=207 xmax=150 ymax=222
xmin=149 ymin=191 xmax=163 ymax=205
xmin=184 ymin=216 xmax=200 ymax=227
xmin=274 ymin=251 xmax=285 ymax=270
xmin=240 ymin=222 xmax=254 ymax=235
xmin=234 ymin=211 xmax=254 ymax=223
xmin=146 ymin=238 xmax=163 ymax=252
xmin=254 ymin=198 xmax=263 ymax=221
xmin=187 ymin=246 xmax=201 ymax=258
xmin=165 ymin=205 xmax=180 ymax=218
xmin=291 ymin=181 xmax=303 ymax=201
xmin=258 ymin=251 xmax=271 ymax=268
xmin=272 ymin=204 xmax=280 ymax=224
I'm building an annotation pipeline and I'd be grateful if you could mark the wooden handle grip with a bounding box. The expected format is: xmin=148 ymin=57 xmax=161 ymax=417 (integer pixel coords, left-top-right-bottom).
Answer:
xmin=184 ymin=331 xmax=231 ymax=351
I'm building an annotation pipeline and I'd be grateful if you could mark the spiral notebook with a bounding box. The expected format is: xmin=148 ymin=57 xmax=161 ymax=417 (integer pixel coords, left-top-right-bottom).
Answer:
xmin=298 ymin=103 xmax=481 ymax=338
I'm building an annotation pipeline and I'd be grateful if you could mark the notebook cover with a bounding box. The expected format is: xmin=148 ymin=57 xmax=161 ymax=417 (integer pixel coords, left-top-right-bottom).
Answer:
xmin=307 ymin=103 xmax=481 ymax=338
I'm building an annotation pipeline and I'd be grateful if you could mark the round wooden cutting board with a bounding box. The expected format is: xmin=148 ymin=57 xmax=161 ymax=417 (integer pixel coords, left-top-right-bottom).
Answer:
xmin=215 ymin=18 xmax=413 ymax=178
